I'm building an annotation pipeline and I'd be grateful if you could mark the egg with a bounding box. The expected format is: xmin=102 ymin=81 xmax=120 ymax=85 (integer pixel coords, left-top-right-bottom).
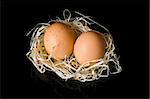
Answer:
xmin=44 ymin=22 xmax=75 ymax=60
xmin=74 ymin=31 xmax=106 ymax=64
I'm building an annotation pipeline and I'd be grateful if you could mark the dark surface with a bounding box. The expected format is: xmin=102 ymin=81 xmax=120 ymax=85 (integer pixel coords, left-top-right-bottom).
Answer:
xmin=1 ymin=0 xmax=149 ymax=98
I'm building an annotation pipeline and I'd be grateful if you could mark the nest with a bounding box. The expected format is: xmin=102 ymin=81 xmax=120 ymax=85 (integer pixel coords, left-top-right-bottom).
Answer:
xmin=26 ymin=9 xmax=122 ymax=82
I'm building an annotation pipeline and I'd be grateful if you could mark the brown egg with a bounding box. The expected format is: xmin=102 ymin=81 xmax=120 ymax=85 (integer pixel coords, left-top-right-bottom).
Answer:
xmin=74 ymin=31 xmax=106 ymax=64
xmin=44 ymin=22 xmax=75 ymax=60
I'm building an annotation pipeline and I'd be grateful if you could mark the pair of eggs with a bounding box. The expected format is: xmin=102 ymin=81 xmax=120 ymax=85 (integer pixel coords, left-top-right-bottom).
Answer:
xmin=44 ymin=22 xmax=106 ymax=64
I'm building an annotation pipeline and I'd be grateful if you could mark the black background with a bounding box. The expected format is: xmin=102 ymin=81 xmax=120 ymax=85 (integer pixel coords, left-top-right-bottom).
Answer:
xmin=1 ymin=0 xmax=149 ymax=98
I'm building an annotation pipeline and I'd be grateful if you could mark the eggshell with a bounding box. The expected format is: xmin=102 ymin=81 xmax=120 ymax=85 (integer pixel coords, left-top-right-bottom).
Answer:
xmin=74 ymin=31 xmax=106 ymax=64
xmin=44 ymin=22 xmax=75 ymax=60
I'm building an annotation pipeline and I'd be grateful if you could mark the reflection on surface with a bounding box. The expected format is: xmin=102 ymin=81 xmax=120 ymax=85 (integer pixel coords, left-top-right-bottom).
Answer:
xmin=30 ymin=66 xmax=113 ymax=97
